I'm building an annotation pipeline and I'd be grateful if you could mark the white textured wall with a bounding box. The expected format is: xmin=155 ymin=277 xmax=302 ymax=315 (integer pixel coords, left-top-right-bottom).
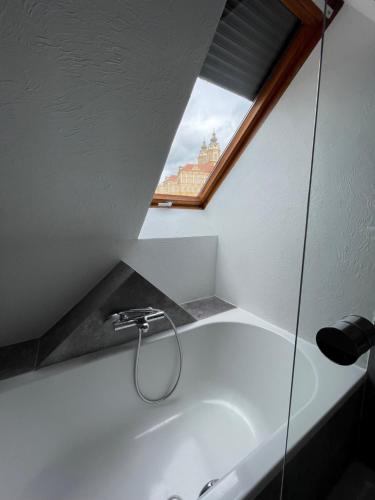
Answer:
xmin=205 ymin=51 xmax=318 ymax=332
xmin=346 ymin=0 xmax=375 ymax=24
xmin=122 ymin=237 xmax=217 ymax=304
xmin=298 ymin=5 xmax=375 ymax=342
xmin=0 ymin=0 xmax=225 ymax=345
xmin=140 ymin=208 xmax=215 ymax=239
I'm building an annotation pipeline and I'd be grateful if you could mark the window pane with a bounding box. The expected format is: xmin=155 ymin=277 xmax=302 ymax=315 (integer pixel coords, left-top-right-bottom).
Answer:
xmin=155 ymin=78 xmax=252 ymax=198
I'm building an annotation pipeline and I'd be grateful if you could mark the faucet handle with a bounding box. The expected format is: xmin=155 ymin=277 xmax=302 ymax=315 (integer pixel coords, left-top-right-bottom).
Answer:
xmin=108 ymin=312 xmax=128 ymax=323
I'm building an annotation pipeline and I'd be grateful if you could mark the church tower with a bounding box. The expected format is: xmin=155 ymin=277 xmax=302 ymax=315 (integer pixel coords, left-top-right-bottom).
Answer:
xmin=198 ymin=139 xmax=208 ymax=164
xmin=197 ymin=131 xmax=221 ymax=165
xmin=207 ymin=130 xmax=220 ymax=164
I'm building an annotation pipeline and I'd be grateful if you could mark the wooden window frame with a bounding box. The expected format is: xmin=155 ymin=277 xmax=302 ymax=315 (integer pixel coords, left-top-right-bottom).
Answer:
xmin=151 ymin=0 xmax=343 ymax=210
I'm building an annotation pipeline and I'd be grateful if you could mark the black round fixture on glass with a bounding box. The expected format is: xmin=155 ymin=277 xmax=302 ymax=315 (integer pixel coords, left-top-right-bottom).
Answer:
xmin=316 ymin=315 xmax=375 ymax=366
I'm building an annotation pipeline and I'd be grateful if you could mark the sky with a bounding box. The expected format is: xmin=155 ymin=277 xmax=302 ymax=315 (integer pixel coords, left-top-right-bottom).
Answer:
xmin=159 ymin=78 xmax=252 ymax=181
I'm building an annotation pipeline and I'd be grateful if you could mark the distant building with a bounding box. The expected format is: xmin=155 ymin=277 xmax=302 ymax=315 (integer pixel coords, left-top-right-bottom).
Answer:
xmin=197 ymin=130 xmax=221 ymax=165
xmin=156 ymin=131 xmax=221 ymax=196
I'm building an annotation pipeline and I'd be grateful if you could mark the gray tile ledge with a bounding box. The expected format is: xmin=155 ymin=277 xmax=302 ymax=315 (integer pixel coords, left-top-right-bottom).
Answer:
xmin=181 ymin=296 xmax=235 ymax=321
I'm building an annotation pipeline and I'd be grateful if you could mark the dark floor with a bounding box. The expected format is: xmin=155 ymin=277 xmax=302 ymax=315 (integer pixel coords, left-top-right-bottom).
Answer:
xmin=327 ymin=462 xmax=375 ymax=500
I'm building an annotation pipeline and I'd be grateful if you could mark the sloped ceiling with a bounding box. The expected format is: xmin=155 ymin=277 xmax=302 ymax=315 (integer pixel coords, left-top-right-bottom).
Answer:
xmin=0 ymin=0 xmax=225 ymax=345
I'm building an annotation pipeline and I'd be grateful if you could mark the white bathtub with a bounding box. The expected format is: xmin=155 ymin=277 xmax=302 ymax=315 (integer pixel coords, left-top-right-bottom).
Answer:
xmin=0 ymin=308 xmax=364 ymax=500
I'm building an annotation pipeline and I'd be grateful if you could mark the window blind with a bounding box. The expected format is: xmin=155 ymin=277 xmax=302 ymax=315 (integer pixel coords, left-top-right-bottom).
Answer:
xmin=200 ymin=0 xmax=300 ymax=100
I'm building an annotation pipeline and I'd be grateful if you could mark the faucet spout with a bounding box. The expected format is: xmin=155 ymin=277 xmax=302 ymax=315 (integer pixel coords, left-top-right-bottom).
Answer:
xmin=108 ymin=308 xmax=164 ymax=333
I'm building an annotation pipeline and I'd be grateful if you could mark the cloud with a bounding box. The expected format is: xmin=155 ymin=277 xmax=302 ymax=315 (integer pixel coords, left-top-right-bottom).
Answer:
xmin=159 ymin=78 xmax=252 ymax=180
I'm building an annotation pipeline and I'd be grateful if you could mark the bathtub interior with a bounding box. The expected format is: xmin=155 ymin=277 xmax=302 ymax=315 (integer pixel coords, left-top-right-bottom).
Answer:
xmin=0 ymin=319 xmax=315 ymax=500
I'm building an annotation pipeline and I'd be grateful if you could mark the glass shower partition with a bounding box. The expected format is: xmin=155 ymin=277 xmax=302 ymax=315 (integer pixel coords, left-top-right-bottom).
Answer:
xmin=282 ymin=1 xmax=375 ymax=499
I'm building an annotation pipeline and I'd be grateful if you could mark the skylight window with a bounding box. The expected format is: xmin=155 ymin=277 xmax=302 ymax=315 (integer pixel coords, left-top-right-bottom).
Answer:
xmin=155 ymin=78 xmax=251 ymax=198
xmin=152 ymin=0 xmax=333 ymax=209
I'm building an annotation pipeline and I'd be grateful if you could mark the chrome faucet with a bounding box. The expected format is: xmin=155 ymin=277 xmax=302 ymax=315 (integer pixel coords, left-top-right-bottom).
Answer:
xmin=108 ymin=307 xmax=165 ymax=333
xmin=107 ymin=307 xmax=183 ymax=405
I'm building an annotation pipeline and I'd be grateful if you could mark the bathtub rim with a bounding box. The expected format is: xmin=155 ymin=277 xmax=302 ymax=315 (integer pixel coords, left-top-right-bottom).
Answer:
xmin=0 ymin=307 xmax=309 ymax=395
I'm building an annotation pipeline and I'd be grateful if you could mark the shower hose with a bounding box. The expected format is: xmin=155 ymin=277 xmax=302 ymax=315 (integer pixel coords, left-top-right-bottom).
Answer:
xmin=131 ymin=308 xmax=183 ymax=404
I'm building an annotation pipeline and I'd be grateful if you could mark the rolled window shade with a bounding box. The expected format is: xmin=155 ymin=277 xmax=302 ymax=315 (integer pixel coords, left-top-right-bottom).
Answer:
xmin=200 ymin=0 xmax=300 ymax=100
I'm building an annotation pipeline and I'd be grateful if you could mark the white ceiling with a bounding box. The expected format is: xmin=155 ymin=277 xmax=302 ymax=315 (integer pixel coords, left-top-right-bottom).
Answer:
xmin=0 ymin=0 xmax=225 ymax=345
